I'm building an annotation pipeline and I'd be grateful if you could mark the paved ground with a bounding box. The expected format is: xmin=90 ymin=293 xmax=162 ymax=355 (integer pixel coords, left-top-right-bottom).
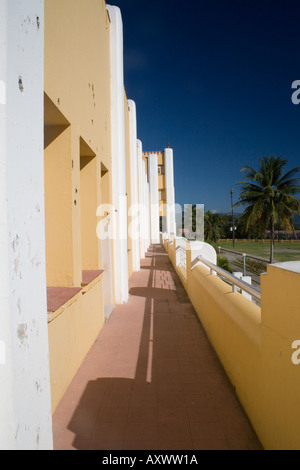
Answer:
xmin=52 ymin=244 xmax=263 ymax=451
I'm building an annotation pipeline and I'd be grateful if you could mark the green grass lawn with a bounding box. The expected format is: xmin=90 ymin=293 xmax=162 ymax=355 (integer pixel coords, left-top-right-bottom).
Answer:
xmin=217 ymin=240 xmax=300 ymax=263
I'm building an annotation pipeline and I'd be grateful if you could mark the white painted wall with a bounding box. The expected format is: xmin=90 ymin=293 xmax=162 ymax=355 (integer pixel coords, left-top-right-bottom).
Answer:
xmin=189 ymin=241 xmax=217 ymax=266
xmin=137 ymin=139 xmax=146 ymax=259
xmin=127 ymin=100 xmax=140 ymax=271
xmin=100 ymin=217 xmax=114 ymax=321
xmin=144 ymin=160 xmax=151 ymax=252
xmin=164 ymin=147 xmax=176 ymax=236
xmin=107 ymin=5 xmax=129 ymax=303
xmin=148 ymin=154 xmax=160 ymax=244
xmin=0 ymin=0 xmax=53 ymax=450
xmin=164 ymin=148 xmax=174 ymax=188
xmin=234 ymin=273 xmax=253 ymax=300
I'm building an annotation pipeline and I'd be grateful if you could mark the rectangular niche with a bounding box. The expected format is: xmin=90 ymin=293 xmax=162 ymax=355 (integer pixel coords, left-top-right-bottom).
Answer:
xmin=44 ymin=93 xmax=73 ymax=286
xmin=80 ymin=137 xmax=99 ymax=270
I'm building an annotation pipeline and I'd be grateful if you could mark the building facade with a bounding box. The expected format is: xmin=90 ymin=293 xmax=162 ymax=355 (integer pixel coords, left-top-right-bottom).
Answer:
xmin=0 ymin=0 xmax=177 ymax=449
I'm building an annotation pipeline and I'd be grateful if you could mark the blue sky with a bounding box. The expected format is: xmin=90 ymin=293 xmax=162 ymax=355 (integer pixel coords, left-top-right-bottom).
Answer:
xmin=109 ymin=0 xmax=300 ymax=213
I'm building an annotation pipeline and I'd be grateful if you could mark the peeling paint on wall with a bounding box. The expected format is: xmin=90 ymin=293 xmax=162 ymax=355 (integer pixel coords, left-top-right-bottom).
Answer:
xmin=18 ymin=76 xmax=24 ymax=92
xmin=36 ymin=428 xmax=40 ymax=448
xmin=0 ymin=0 xmax=53 ymax=450
xmin=12 ymin=234 xmax=20 ymax=252
xmin=14 ymin=258 xmax=20 ymax=275
xmin=17 ymin=324 xmax=27 ymax=345
xmin=35 ymin=381 xmax=42 ymax=393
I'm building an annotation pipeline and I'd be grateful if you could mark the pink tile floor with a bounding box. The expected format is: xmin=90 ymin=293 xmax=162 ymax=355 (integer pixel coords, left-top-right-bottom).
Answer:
xmin=52 ymin=244 xmax=263 ymax=450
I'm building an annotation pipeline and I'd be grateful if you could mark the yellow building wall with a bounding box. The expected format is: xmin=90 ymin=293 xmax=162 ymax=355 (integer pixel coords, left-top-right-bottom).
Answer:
xmin=45 ymin=0 xmax=112 ymax=286
xmin=158 ymin=175 xmax=165 ymax=190
xmin=44 ymin=125 xmax=74 ymax=286
xmin=48 ymin=278 xmax=104 ymax=413
xmin=45 ymin=0 xmax=111 ymax=170
xmin=44 ymin=0 xmax=112 ymax=412
xmin=80 ymin=140 xmax=101 ymax=270
xmin=259 ymin=265 xmax=300 ymax=450
xmin=157 ymin=152 xmax=164 ymax=165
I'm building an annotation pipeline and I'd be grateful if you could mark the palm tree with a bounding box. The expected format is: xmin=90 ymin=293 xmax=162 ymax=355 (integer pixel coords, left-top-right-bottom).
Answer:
xmin=204 ymin=211 xmax=223 ymax=243
xmin=235 ymin=155 xmax=300 ymax=263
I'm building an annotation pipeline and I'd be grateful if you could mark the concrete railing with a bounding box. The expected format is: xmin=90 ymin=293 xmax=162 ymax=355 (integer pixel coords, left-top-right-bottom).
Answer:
xmin=196 ymin=256 xmax=261 ymax=302
xmin=163 ymin=234 xmax=300 ymax=450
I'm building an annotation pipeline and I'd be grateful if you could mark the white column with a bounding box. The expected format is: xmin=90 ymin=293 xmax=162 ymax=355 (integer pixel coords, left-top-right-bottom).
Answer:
xmin=0 ymin=0 xmax=53 ymax=450
xmin=164 ymin=147 xmax=176 ymax=236
xmin=144 ymin=160 xmax=151 ymax=252
xmin=148 ymin=154 xmax=160 ymax=244
xmin=107 ymin=5 xmax=128 ymax=303
xmin=128 ymin=100 xmax=140 ymax=271
xmin=137 ymin=139 xmax=145 ymax=259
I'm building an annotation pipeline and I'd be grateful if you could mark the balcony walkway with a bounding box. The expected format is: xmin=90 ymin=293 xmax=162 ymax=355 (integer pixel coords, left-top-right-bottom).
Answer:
xmin=52 ymin=244 xmax=262 ymax=450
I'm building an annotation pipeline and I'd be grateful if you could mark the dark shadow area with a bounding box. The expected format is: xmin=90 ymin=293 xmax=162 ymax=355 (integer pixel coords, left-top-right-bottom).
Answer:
xmin=129 ymin=287 xmax=177 ymax=301
xmin=54 ymin=244 xmax=263 ymax=451
xmin=44 ymin=93 xmax=70 ymax=149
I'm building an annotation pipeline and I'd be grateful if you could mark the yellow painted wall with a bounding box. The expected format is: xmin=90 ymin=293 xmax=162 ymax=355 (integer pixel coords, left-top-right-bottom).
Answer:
xmin=80 ymin=140 xmax=101 ymax=270
xmin=259 ymin=265 xmax=300 ymax=449
xmin=48 ymin=278 xmax=104 ymax=413
xmin=44 ymin=0 xmax=112 ymax=411
xmin=167 ymin=239 xmax=300 ymax=449
xmin=45 ymin=0 xmax=112 ymax=287
xmin=44 ymin=125 xmax=74 ymax=286
xmin=45 ymin=0 xmax=111 ymax=169
xmin=158 ymin=175 xmax=165 ymax=190
xmin=157 ymin=152 xmax=164 ymax=165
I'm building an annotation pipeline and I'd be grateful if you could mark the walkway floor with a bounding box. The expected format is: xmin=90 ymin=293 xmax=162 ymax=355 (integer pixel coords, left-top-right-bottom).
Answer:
xmin=52 ymin=244 xmax=263 ymax=450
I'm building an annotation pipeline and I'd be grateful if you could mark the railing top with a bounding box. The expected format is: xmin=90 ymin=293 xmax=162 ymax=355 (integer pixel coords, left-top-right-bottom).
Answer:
xmin=176 ymin=245 xmax=186 ymax=252
xmin=196 ymin=256 xmax=261 ymax=302
xmin=218 ymin=247 xmax=269 ymax=264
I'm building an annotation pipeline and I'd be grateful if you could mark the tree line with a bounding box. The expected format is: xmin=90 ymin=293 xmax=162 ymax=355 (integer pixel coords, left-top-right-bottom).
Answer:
xmin=183 ymin=156 xmax=300 ymax=264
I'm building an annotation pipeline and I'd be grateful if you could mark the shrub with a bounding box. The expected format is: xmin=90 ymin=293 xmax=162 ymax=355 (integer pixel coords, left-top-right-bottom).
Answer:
xmin=217 ymin=255 xmax=233 ymax=273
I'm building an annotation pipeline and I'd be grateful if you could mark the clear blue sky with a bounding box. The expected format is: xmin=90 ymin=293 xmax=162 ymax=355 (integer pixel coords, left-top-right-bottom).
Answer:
xmin=109 ymin=0 xmax=300 ymax=213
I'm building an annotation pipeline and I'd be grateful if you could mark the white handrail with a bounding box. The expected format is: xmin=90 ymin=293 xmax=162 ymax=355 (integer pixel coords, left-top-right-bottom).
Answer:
xmin=194 ymin=256 xmax=261 ymax=302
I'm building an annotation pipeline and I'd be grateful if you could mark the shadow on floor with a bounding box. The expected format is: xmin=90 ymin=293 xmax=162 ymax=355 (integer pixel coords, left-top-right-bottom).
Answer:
xmin=53 ymin=244 xmax=263 ymax=451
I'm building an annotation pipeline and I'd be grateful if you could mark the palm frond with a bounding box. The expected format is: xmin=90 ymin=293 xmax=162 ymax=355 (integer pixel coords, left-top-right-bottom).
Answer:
xmin=235 ymin=155 xmax=300 ymax=241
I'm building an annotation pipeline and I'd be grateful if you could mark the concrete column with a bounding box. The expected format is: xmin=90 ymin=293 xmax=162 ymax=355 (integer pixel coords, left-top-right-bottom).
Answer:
xmin=148 ymin=154 xmax=160 ymax=244
xmin=164 ymin=147 xmax=176 ymax=236
xmin=144 ymin=161 xmax=151 ymax=252
xmin=128 ymin=100 xmax=140 ymax=271
xmin=106 ymin=5 xmax=128 ymax=303
xmin=0 ymin=0 xmax=53 ymax=449
xmin=233 ymin=272 xmax=252 ymax=300
xmin=137 ymin=139 xmax=145 ymax=259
